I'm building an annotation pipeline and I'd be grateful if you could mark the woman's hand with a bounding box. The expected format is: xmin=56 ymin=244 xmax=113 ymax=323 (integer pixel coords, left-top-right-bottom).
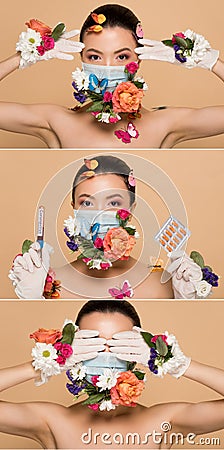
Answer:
xmin=9 ymin=242 xmax=53 ymax=299
xmin=135 ymin=30 xmax=219 ymax=70
xmin=107 ymin=326 xmax=151 ymax=365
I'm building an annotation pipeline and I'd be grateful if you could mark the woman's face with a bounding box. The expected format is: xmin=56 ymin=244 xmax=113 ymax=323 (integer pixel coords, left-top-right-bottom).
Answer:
xmin=79 ymin=311 xmax=133 ymax=340
xmin=82 ymin=26 xmax=138 ymax=66
xmin=72 ymin=174 xmax=134 ymax=211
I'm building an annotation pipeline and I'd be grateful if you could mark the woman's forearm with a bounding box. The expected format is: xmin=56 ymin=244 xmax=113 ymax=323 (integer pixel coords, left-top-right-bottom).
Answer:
xmin=212 ymin=58 xmax=224 ymax=82
xmin=0 ymin=53 xmax=20 ymax=82
xmin=0 ymin=362 xmax=38 ymax=392
xmin=184 ymin=360 xmax=224 ymax=397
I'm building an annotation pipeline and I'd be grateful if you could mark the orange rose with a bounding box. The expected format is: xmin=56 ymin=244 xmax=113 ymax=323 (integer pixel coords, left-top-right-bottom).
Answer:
xmin=25 ymin=19 xmax=52 ymax=37
xmin=30 ymin=328 xmax=62 ymax=344
xmin=112 ymin=82 xmax=144 ymax=113
xmin=103 ymin=228 xmax=136 ymax=261
xmin=110 ymin=371 xmax=144 ymax=407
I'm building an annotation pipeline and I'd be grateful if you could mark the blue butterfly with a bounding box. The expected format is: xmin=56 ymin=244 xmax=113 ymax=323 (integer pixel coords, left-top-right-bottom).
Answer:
xmin=89 ymin=74 xmax=108 ymax=95
xmin=91 ymin=222 xmax=101 ymax=241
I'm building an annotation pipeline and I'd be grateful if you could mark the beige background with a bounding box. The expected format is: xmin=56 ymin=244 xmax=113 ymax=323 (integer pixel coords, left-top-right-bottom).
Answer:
xmin=1 ymin=0 xmax=224 ymax=148
xmin=0 ymin=300 xmax=224 ymax=448
xmin=1 ymin=149 xmax=223 ymax=298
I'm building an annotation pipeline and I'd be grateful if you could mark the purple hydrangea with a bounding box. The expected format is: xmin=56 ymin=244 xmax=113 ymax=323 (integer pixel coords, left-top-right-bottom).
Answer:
xmin=66 ymin=240 xmax=79 ymax=252
xmin=64 ymin=227 xmax=70 ymax=238
xmin=148 ymin=347 xmax=159 ymax=374
xmin=173 ymin=44 xmax=187 ymax=63
xmin=202 ymin=267 xmax=219 ymax=287
xmin=66 ymin=382 xmax=85 ymax=396
xmin=72 ymin=81 xmax=87 ymax=104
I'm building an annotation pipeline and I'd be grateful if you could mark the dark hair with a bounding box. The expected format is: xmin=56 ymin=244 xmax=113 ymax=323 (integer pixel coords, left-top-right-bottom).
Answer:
xmin=80 ymin=4 xmax=142 ymax=45
xmin=72 ymin=155 xmax=136 ymax=205
xmin=76 ymin=300 xmax=141 ymax=328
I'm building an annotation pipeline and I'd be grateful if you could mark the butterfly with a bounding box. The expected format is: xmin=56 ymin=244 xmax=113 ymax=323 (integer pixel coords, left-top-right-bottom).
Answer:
xmin=128 ymin=169 xmax=136 ymax=187
xmin=114 ymin=122 xmax=139 ymax=144
xmin=108 ymin=280 xmax=134 ymax=299
xmin=80 ymin=158 xmax=99 ymax=178
xmin=89 ymin=74 xmax=108 ymax=95
xmin=136 ymin=22 xmax=144 ymax=39
xmin=90 ymin=222 xmax=100 ymax=241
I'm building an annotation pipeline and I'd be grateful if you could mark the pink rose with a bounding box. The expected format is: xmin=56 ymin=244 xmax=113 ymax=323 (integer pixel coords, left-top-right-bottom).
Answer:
xmin=109 ymin=116 xmax=119 ymax=123
xmin=91 ymin=375 xmax=99 ymax=386
xmin=125 ymin=62 xmax=139 ymax=74
xmin=88 ymin=403 xmax=99 ymax=410
xmin=42 ymin=35 xmax=55 ymax=50
xmin=83 ymin=258 xmax=91 ymax=263
xmin=151 ymin=334 xmax=168 ymax=344
xmin=94 ymin=237 xmax=104 ymax=249
xmin=54 ymin=342 xmax=63 ymax=351
xmin=37 ymin=45 xmax=45 ymax=56
xmin=103 ymin=91 xmax=113 ymax=102
xmin=172 ymin=32 xmax=186 ymax=43
xmin=60 ymin=343 xmax=73 ymax=359
xmin=117 ymin=209 xmax=131 ymax=220
xmin=56 ymin=354 xmax=66 ymax=365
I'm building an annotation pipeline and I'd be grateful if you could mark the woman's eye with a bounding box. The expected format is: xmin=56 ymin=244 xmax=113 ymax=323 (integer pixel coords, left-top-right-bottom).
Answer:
xmin=117 ymin=54 xmax=129 ymax=61
xmin=81 ymin=200 xmax=93 ymax=207
xmin=88 ymin=55 xmax=100 ymax=61
xmin=109 ymin=200 xmax=121 ymax=207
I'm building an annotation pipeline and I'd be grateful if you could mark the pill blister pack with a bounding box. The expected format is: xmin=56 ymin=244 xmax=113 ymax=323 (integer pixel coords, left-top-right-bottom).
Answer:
xmin=154 ymin=216 xmax=191 ymax=254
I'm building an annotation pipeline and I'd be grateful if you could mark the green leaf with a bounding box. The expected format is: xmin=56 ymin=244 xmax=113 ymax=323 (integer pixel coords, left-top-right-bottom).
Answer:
xmin=61 ymin=323 xmax=75 ymax=345
xmin=185 ymin=38 xmax=194 ymax=50
xmin=133 ymin=370 xmax=145 ymax=380
xmin=124 ymin=226 xmax=136 ymax=236
xmin=155 ymin=336 xmax=168 ymax=357
xmin=162 ymin=39 xmax=173 ymax=47
xmin=190 ymin=251 xmax=205 ymax=268
xmin=127 ymin=361 xmax=136 ymax=371
xmin=133 ymin=81 xmax=144 ymax=89
xmin=81 ymin=248 xmax=99 ymax=258
xmin=140 ymin=331 xmax=155 ymax=348
xmin=22 ymin=239 xmax=34 ymax=254
xmin=87 ymin=91 xmax=103 ymax=101
xmin=175 ymin=36 xmax=188 ymax=49
xmin=204 ymin=265 xmax=213 ymax=272
xmin=82 ymin=393 xmax=105 ymax=405
xmin=51 ymin=23 xmax=66 ymax=42
xmin=86 ymin=101 xmax=104 ymax=113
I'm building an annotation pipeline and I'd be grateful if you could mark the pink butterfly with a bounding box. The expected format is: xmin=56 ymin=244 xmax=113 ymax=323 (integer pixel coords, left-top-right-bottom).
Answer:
xmin=115 ymin=122 xmax=139 ymax=144
xmin=108 ymin=280 xmax=134 ymax=299
xmin=128 ymin=169 xmax=136 ymax=187
xmin=136 ymin=22 xmax=144 ymax=39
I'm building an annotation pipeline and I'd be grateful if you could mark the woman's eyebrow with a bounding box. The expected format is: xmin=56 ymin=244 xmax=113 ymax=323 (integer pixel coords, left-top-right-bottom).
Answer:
xmin=106 ymin=194 xmax=124 ymax=199
xmin=85 ymin=48 xmax=103 ymax=54
xmin=114 ymin=47 xmax=132 ymax=54
xmin=78 ymin=194 xmax=95 ymax=199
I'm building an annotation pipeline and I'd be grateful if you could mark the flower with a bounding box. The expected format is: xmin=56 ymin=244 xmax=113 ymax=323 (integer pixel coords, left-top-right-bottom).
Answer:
xmin=103 ymin=227 xmax=136 ymax=261
xmin=16 ymin=29 xmax=42 ymax=66
xmin=116 ymin=209 xmax=131 ymax=221
xmin=125 ymin=62 xmax=139 ymax=74
xmin=64 ymin=215 xmax=81 ymax=237
xmin=151 ymin=334 xmax=168 ymax=344
xmin=37 ymin=45 xmax=45 ymax=56
xmin=100 ymin=262 xmax=112 ymax=270
xmin=69 ymin=364 xmax=87 ymax=381
xmin=25 ymin=19 xmax=52 ymax=37
xmin=66 ymin=241 xmax=79 ymax=252
xmin=72 ymin=68 xmax=89 ymax=91
xmin=30 ymin=328 xmax=62 ymax=344
xmin=96 ymin=368 xmax=120 ymax=391
xmin=94 ymin=237 xmax=104 ymax=248
xmin=99 ymin=400 xmax=116 ymax=411
xmin=110 ymin=371 xmax=144 ymax=407
xmin=112 ymin=82 xmax=144 ymax=113
xmin=91 ymin=375 xmax=99 ymax=386
xmin=135 ymin=77 xmax=148 ymax=91
xmin=42 ymin=35 xmax=55 ymax=50
xmin=54 ymin=342 xmax=73 ymax=359
xmin=31 ymin=343 xmax=61 ymax=381
xmin=202 ymin=267 xmax=219 ymax=287
xmin=172 ymin=32 xmax=186 ymax=43
xmin=103 ymin=91 xmax=113 ymax=102
xmin=56 ymin=354 xmax=66 ymax=365
xmin=88 ymin=403 xmax=99 ymax=410
xmin=109 ymin=114 xmax=121 ymax=123
xmin=196 ymin=280 xmax=212 ymax=298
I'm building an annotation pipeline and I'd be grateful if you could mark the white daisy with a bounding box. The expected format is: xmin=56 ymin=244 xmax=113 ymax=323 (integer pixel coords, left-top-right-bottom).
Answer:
xmin=64 ymin=215 xmax=81 ymax=237
xmin=31 ymin=343 xmax=61 ymax=384
xmin=72 ymin=68 xmax=89 ymax=91
xmin=69 ymin=363 xmax=87 ymax=380
xmin=16 ymin=29 xmax=42 ymax=68
xmin=96 ymin=368 xmax=120 ymax=391
xmin=99 ymin=400 xmax=116 ymax=411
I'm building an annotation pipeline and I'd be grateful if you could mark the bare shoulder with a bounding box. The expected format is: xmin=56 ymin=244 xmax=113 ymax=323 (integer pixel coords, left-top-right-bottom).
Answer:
xmin=143 ymin=401 xmax=191 ymax=422
xmin=135 ymin=269 xmax=174 ymax=299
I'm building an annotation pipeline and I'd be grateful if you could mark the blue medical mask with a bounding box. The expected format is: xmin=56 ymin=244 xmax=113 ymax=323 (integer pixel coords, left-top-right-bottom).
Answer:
xmin=74 ymin=209 xmax=120 ymax=240
xmin=82 ymin=62 xmax=129 ymax=92
xmin=83 ymin=353 xmax=128 ymax=383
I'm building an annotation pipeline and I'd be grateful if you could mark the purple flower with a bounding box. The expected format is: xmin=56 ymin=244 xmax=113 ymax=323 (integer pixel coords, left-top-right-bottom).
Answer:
xmin=74 ymin=91 xmax=87 ymax=104
xmin=66 ymin=382 xmax=84 ymax=396
xmin=66 ymin=241 xmax=79 ymax=252
xmin=64 ymin=227 xmax=70 ymax=238
xmin=202 ymin=268 xmax=219 ymax=287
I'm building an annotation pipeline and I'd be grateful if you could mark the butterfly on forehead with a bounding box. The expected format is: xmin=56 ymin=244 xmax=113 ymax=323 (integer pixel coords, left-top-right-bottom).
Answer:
xmin=89 ymin=74 xmax=108 ymax=95
xmin=108 ymin=280 xmax=134 ymax=299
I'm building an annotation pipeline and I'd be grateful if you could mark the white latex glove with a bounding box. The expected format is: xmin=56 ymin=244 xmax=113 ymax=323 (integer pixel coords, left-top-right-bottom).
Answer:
xmin=40 ymin=30 xmax=85 ymax=61
xmin=8 ymin=242 xmax=53 ymax=299
xmin=166 ymin=250 xmax=203 ymax=299
xmin=135 ymin=31 xmax=219 ymax=70
xmin=156 ymin=332 xmax=191 ymax=379
xmin=107 ymin=326 xmax=150 ymax=366
xmin=65 ymin=329 xmax=107 ymax=368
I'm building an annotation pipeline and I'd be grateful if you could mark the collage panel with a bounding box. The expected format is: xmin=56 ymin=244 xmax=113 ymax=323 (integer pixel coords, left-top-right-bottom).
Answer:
xmin=1 ymin=300 xmax=224 ymax=449
xmin=1 ymin=0 xmax=224 ymax=149
xmin=0 ymin=149 xmax=223 ymax=300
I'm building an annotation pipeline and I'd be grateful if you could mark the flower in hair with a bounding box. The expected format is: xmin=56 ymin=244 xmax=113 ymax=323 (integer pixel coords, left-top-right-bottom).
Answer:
xmin=88 ymin=13 xmax=106 ymax=32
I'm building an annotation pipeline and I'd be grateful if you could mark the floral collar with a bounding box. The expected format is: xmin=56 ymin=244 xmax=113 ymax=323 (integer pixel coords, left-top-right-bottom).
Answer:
xmin=71 ymin=62 xmax=148 ymax=144
xmin=64 ymin=209 xmax=139 ymax=271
